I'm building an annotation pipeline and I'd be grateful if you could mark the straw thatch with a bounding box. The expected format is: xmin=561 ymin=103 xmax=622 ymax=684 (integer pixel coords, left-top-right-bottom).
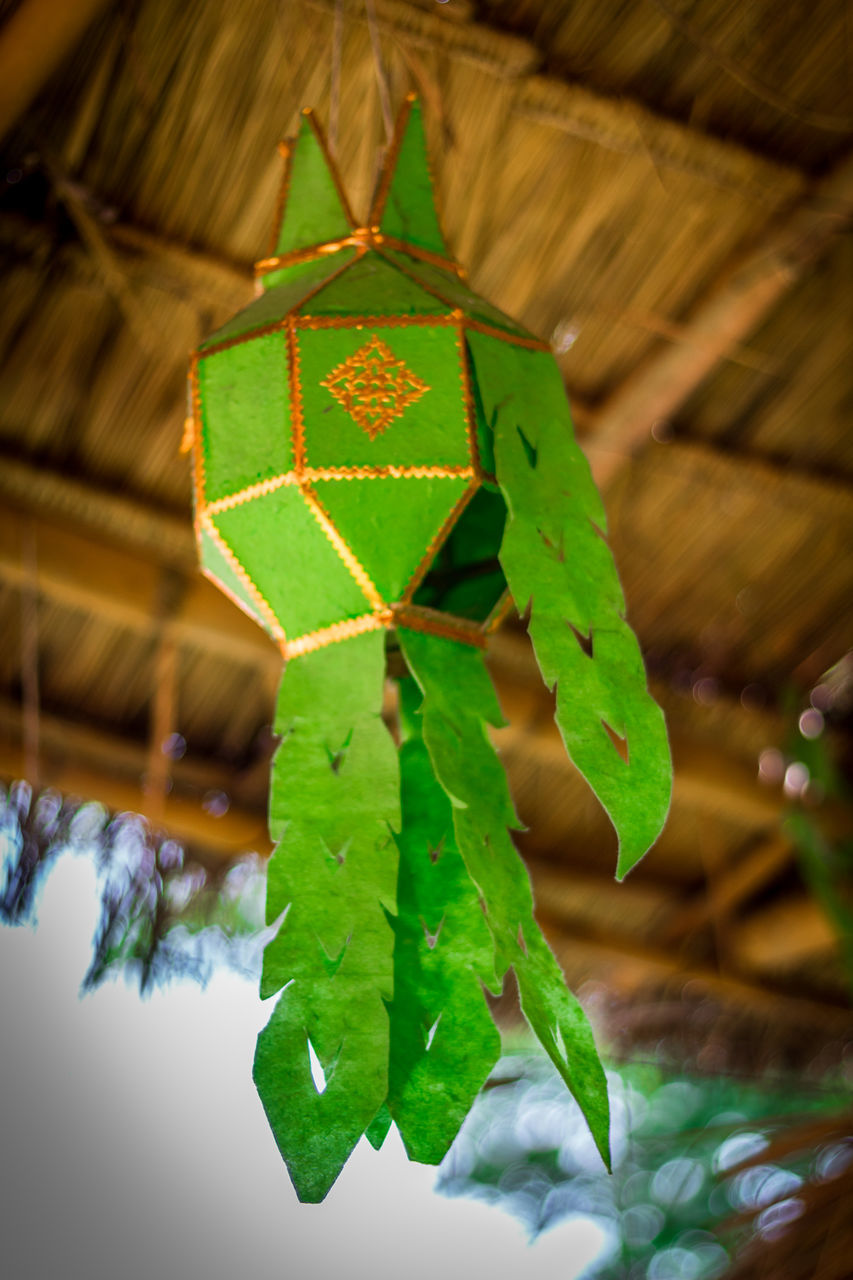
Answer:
xmin=0 ymin=0 xmax=851 ymax=1086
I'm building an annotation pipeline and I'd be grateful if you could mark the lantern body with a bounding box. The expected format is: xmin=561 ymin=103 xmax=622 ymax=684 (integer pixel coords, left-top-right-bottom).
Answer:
xmin=189 ymin=101 xmax=552 ymax=660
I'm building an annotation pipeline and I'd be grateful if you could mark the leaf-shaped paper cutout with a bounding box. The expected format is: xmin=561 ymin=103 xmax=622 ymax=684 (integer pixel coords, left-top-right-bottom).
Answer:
xmin=386 ymin=677 xmax=501 ymax=1164
xmin=398 ymin=627 xmax=611 ymax=1168
xmin=254 ymin=632 xmax=399 ymax=1201
xmin=466 ymin=331 xmax=672 ymax=879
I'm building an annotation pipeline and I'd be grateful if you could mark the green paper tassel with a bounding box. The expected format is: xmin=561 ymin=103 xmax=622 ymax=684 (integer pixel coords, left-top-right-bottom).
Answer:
xmin=254 ymin=632 xmax=399 ymax=1201
xmin=386 ymin=675 xmax=501 ymax=1164
xmin=398 ymin=628 xmax=611 ymax=1167
xmin=468 ymin=333 xmax=673 ymax=880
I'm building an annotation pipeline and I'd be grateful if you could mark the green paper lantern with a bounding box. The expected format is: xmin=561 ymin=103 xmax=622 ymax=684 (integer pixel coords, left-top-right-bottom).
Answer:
xmin=189 ymin=96 xmax=672 ymax=1202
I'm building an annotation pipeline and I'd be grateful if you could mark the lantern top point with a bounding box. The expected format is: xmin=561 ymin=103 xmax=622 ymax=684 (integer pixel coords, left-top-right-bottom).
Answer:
xmin=264 ymin=95 xmax=451 ymax=273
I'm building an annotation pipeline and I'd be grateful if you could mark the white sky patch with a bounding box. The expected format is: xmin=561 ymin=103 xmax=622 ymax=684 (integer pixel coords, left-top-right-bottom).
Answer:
xmin=0 ymin=853 xmax=610 ymax=1280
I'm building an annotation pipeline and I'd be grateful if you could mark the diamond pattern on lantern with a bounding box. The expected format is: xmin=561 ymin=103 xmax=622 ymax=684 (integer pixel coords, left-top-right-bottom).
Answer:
xmin=320 ymin=335 xmax=429 ymax=439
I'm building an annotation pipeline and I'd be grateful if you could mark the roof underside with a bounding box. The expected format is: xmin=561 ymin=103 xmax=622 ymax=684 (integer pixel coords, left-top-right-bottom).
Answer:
xmin=0 ymin=0 xmax=851 ymax=1058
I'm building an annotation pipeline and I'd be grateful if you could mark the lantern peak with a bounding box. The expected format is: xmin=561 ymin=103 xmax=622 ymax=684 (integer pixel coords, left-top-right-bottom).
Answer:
xmin=370 ymin=94 xmax=451 ymax=260
xmin=266 ymin=108 xmax=356 ymax=265
xmin=258 ymin=96 xmax=456 ymax=292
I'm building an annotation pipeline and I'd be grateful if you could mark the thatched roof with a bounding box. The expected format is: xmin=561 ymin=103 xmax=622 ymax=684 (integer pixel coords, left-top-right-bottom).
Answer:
xmin=1 ymin=0 xmax=852 ymax=1061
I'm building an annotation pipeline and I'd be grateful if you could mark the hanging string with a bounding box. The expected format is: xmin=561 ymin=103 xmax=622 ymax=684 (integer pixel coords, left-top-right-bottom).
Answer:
xmin=329 ymin=0 xmax=344 ymax=159
xmin=365 ymin=0 xmax=393 ymax=144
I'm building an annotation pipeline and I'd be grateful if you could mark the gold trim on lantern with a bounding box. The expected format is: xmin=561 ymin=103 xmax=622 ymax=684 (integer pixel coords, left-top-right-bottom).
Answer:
xmin=300 ymin=482 xmax=386 ymax=612
xmin=463 ymin=316 xmax=551 ymax=352
xmin=196 ymin=318 xmax=290 ymax=361
xmin=295 ymin=311 xmax=457 ymax=332
xmin=203 ymin=472 xmax=299 ymax=515
xmin=284 ymin=610 xmax=392 ymax=660
xmin=304 ymin=463 xmax=473 ymax=482
xmin=376 ymin=235 xmax=463 ymax=278
xmin=202 ymin=463 xmax=476 ymax=516
xmin=483 ymin=588 xmax=515 ymax=634
xmin=303 ymin=107 xmax=358 ymax=229
xmin=368 ymin=92 xmax=415 ymax=231
xmin=391 ymin=602 xmax=487 ymax=649
xmin=196 ymin=257 xmax=359 ymax=361
xmin=400 ymin=480 xmax=479 ymax=605
xmin=287 ymin=317 xmax=306 ymax=474
xmin=376 ymin=247 xmax=551 ymax=353
xmin=255 ymin=230 xmax=463 ymax=280
xmin=200 ymin=513 xmax=286 ymax=643
xmin=189 ymin=354 xmax=207 ymax=530
xmin=320 ymin=334 xmax=430 ymax=440
xmin=255 ymin=232 xmax=367 ymax=275
xmin=266 ymin=109 xmax=358 ymax=261
xmin=266 ymin=139 xmax=294 ymax=259
xmin=282 ymin=602 xmax=487 ymax=661
xmin=455 ymin=318 xmax=489 ymax=482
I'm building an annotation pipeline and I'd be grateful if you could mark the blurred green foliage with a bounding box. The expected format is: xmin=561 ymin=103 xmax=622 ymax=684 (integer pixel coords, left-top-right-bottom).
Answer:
xmin=438 ymin=1048 xmax=851 ymax=1278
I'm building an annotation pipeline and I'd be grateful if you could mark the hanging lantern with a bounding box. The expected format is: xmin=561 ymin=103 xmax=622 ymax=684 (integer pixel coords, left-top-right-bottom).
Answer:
xmin=188 ymin=96 xmax=671 ymax=1202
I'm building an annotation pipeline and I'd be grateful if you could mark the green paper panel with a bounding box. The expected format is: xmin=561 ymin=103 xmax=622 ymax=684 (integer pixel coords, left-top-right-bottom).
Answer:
xmin=467 ymin=347 xmax=497 ymax=478
xmin=212 ymin=485 xmax=371 ymax=638
xmin=314 ymin=475 xmax=467 ymax=602
xmin=272 ymin=112 xmax=353 ymax=260
xmin=440 ymin=484 xmax=506 ymax=567
xmin=199 ymin=254 xmax=356 ymax=350
xmin=254 ymin=633 xmax=399 ymax=1200
xmin=298 ymin=324 xmax=471 ymax=471
xmin=398 ymin=628 xmax=611 ymax=1169
xmin=386 ymin=694 xmax=501 ymax=1164
xmin=415 ymin=485 xmax=507 ymax=620
xmin=379 ymin=249 xmax=534 ymax=344
xmin=468 ymin=331 xmax=672 ymax=880
xmin=432 ymin=570 xmax=507 ymax=622
xmin=298 ymin=253 xmax=449 ymax=318
xmin=375 ymin=99 xmax=448 ymax=256
xmin=198 ymin=526 xmax=264 ymax=631
xmin=198 ymin=333 xmax=291 ymax=502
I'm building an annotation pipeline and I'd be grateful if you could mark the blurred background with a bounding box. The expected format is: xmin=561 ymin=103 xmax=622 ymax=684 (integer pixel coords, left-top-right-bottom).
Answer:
xmin=0 ymin=0 xmax=851 ymax=1276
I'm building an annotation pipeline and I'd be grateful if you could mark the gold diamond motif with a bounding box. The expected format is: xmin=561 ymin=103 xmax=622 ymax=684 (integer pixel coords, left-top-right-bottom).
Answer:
xmin=320 ymin=335 xmax=429 ymax=439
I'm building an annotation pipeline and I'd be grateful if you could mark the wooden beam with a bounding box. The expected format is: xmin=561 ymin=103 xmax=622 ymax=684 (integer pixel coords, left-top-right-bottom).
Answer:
xmin=543 ymin=917 xmax=852 ymax=1031
xmin=732 ymin=895 xmax=838 ymax=973
xmin=662 ymin=832 xmax=794 ymax=943
xmin=0 ymin=465 xmax=835 ymax=840
xmin=494 ymin=701 xmax=784 ymax=830
xmin=586 ymin=149 xmax=853 ymax=489
xmin=0 ymin=454 xmax=197 ymax=568
xmin=4 ymin=436 xmax=847 ymax=584
xmin=305 ymin=0 xmax=803 ymax=198
xmin=528 ymin=861 xmax=675 ymax=941
xmin=532 ymin=848 xmax=840 ymax=989
xmin=0 ymin=0 xmax=114 ymax=140
xmin=0 ymin=505 xmax=279 ymax=672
